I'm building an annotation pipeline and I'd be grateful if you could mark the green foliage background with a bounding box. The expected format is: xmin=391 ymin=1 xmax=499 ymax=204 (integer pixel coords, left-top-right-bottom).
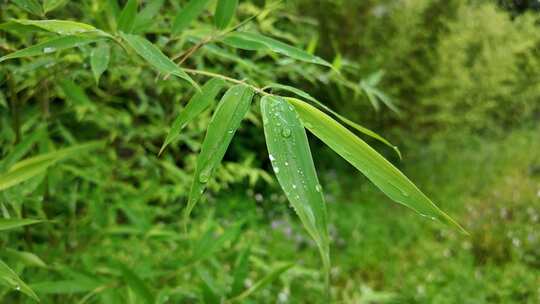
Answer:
xmin=0 ymin=0 xmax=539 ymax=303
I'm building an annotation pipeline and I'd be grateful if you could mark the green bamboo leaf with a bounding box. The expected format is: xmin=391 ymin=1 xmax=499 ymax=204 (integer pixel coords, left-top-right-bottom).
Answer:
xmin=90 ymin=43 xmax=111 ymax=84
xmin=0 ymin=158 xmax=56 ymax=191
xmin=117 ymin=0 xmax=138 ymax=33
xmin=2 ymin=248 xmax=46 ymax=268
xmin=185 ymin=85 xmax=254 ymax=218
xmin=0 ymin=128 xmax=45 ymax=171
xmin=229 ymin=247 xmax=251 ymax=297
xmin=215 ymin=0 xmax=238 ymax=29
xmin=222 ymin=32 xmax=332 ymax=68
xmin=30 ymin=280 xmax=100 ymax=294
xmin=0 ymin=141 xmax=103 ymax=191
xmin=191 ymin=222 xmax=243 ymax=263
xmin=159 ymin=78 xmax=226 ymax=155
xmin=0 ymin=35 xmax=101 ymax=63
xmin=171 ymin=0 xmax=213 ymax=35
xmin=12 ymin=0 xmax=42 ymax=16
xmin=0 ymin=259 xmax=39 ymax=301
xmin=266 ymin=83 xmax=401 ymax=159
xmin=229 ymin=263 xmax=293 ymax=303
xmin=117 ymin=263 xmax=154 ymax=304
xmin=133 ymin=0 xmax=165 ymax=33
xmin=42 ymin=0 xmax=69 ymax=13
xmin=0 ymin=218 xmax=43 ymax=231
xmin=286 ymin=97 xmax=467 ymax=234
xmin=120 ymin=33 xmax=199 ymax=89
xmin=260 ymin=95 xmax=330 ymax=282
xmin=8 ymin=19 xmax=108 ymax=36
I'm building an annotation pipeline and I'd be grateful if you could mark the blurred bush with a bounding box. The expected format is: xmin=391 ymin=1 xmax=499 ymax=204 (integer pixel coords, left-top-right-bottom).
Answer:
xmin=296 ymin=0 xmax=540 ymax=140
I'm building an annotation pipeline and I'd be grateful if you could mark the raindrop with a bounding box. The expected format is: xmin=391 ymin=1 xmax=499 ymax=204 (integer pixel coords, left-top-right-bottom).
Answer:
xmin=315 ymin=184 xmax=322 ymax=192
xmin=292 ymin=184 xmax=297 ymax=189
xmin=198 ymin=171 xmax=210 ymax=183
xmin=269 ymin=154 xmax=275 ymax=161
xmin=284 ymin=162 xmax=289 ymax=166
xmin=15 ymin=286 xmax=20 ymax=291
xmin=281 ymin=127 xmax=292 ymax=138
xmin=43 ymin=47 xmax=56 ymax=54
xmin=273 ymin=167 xmax=280 ymax=173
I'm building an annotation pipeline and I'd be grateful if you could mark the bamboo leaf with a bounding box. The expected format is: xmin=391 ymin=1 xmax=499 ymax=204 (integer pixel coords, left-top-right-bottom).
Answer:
xmin=0 ymin=128 xmax=45 ymax=171
xmin=222 ymin=32 xmax=332 ymax=68
xmin=12 ymin=0 xmax=42 ymax=16
xmin=90 ymin=43 xmax=111 ymax=84
xmin=30 ymin=280 xmax=100 ymax=294
xmin=7 ymin=19 xmax=107 ymax=36
xmin=120 ymin=33 xmax=198 ymax=89
xmin=260 ymin=95 xmax=330 ymax=282
xmin=0 ymin=218 xmax=43 ymax=231
xmin=171 ymin=0 xmax=213 ymax=35
xmin=266 ymin=83 xmax=401 ymax=159
xmin=185 ymin=85 xmax=254 ymax=218
xmin=229 ymin=263 xmax=293 ymax=303
xmin=0 ymin=35 xmax=101 ymax=63
xmin=0 ymin=141 xmax=103 ymax=191
xmin=215 ymin=0 xmax=238 ymax=29
xmin=0 ymin=259 xmax=39 ymax=301
xmin=117 ymin=0 xmax=138 ymax=33
xmin=43 ymin=0 xmax=69 ymax=13
xmin=286 ymin=98 xmax=467 ymax=233
xmin=159 ymin=78 xmax=226 ymax=155
xmin=133 ymin=0 xmax=165 ymax=33
xmin=117 ymin=263 xmax=154 ymax=304
xmin=229 ymin=247 xmax=251 ymax=297
xmin=2 ymin=248 xmax=46 ymax=268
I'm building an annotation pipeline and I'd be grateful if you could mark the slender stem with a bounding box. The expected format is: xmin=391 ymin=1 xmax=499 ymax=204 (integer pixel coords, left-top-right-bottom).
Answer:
xmin=182 ymin=68 xmax=272 ymax=96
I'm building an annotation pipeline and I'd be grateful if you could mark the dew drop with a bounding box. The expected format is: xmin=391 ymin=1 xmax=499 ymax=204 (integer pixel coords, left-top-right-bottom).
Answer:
xmin=198 ymin=171 xmax=210 ymax=183
xmin=15 ymin=286 xmax=20 ymax=291
xmin=43 ymin=47 xmax=56 ymax=54
xmin=281 ymin=127 xmax=292 ymax=138
xmin=315 ymin=184 xmax=322 ymax=192
xmin=273 ymin=167 xmax=280 ymax=173
xmin=269 ymin=154 xmax=275 ymax=161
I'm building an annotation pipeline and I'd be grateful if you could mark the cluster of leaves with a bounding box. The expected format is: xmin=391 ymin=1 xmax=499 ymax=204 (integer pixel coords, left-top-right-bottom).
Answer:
xmin=295 ymin=0 xmax=540 ymax=140
xmin=1 ymin=0 xmax=465 ymax=302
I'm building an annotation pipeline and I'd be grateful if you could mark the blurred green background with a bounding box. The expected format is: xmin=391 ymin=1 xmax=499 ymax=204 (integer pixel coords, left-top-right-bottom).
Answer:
xmin=1 ymin=0 xmax=539 ymax=303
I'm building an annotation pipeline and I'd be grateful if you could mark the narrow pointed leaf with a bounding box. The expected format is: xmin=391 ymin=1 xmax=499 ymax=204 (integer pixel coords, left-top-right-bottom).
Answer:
xmin=0 ymin=141 xmax=103 ymax=191
xmin=117 ymin=0 xmax=138 ymax=33
xmin=223 ymin=32 xmax=332 ymax=68
xmin=230 ymin=247 xmax=251 ymax=297
xmin=229 ymin=263 xmax=293 ymax=303
xmin=215 ymin=0 xmax=238 ymax=29
xmin=287 ymin=97 xmax=467 ymax=233
xmin=43 ymin=0 xmax=69 ymax=13
xmin=185 ymin=85 xmax=254 ymax=218
xmin=12 ymin=0 xmax=42 ymax=16
xmin=267 ymin=83 xmax=401 ymax=159
xmin=159 ymin=78 xmax=225 ymax=155
xmin=172 ymin=0 xmax=213 ymax=35
xmin=261 ymin=95 xmax=330 ymax=280
xmin=133 ymin=0 xmax=165 ymax=33
xmin=8 ymin=19 xmax=107 ymax=36
xmin=0 ymin=35 xmax=101 ymax=63
xmin=0 ymin=218 xmax=43 ymax=231
xmin=0 ymin=128 xmax=45 ymax=171
xmin=90 ymin=43 xmax=111 ymax=83
xmin=117 ymin=263 xmax=154 ymax=304
xmin=3 ymin=248 xmax=46 ymax=268
xmin=0 ymin=259 xmax=39 ymax=301
xmin=120 ymin=33 xmax=198 ymax=89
